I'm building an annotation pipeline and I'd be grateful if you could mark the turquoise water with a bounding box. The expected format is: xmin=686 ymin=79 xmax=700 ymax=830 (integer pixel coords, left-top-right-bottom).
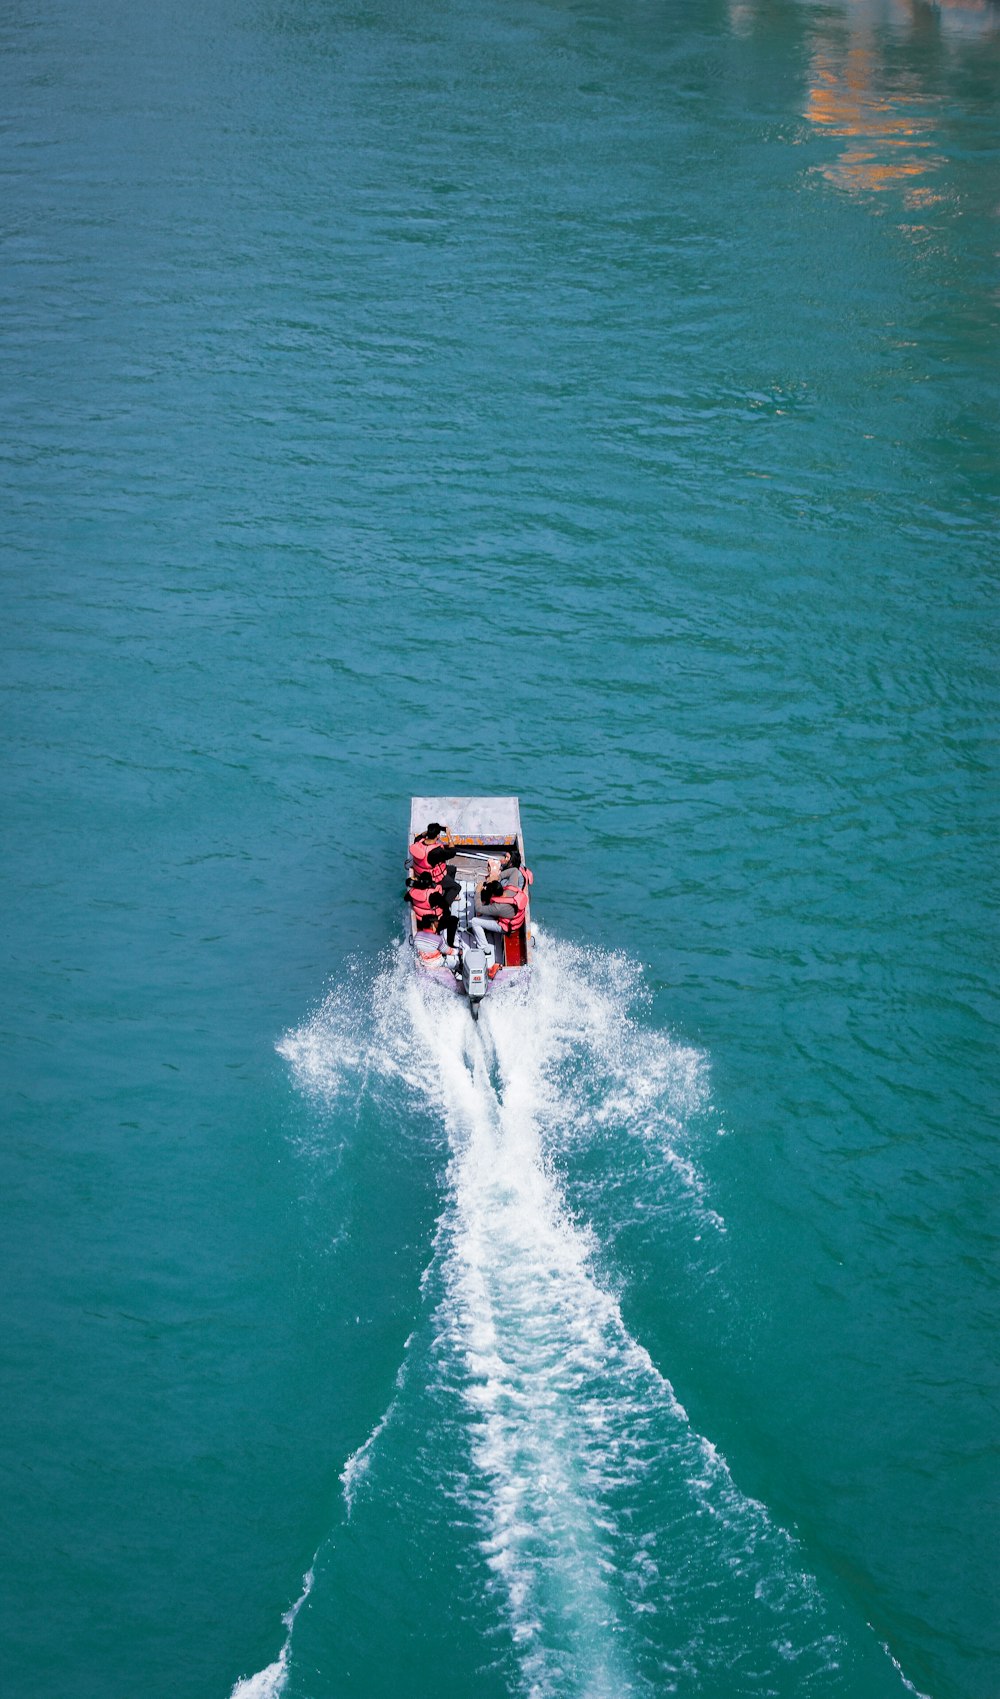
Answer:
xmin=2 ymin=1 xmax=997 ymax=1695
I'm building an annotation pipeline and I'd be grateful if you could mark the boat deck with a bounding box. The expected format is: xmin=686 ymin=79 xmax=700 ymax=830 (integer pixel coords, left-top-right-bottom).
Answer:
xmin=408 ymin=796 xmax=532 ymax=987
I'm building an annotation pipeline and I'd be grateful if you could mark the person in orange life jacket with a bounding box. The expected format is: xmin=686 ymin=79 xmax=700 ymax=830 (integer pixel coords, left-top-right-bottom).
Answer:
xmin=498 ymin=845 xmax=527 ymax=892
xmin=404 ymin=873 xmax=439 ymax=918
xmin=484 ymin=846 xmax=525 ymax=890
xmin=412 ymin=913 xmax=460 ymax=972
xmin=469 ymin=876 xmax=518 ymax=970
xmin=407 ymin=821 xmax=448 ymax=878
xmin=482 ymin=846 xmax=533 ymax=904
xmin=405 ymin=876 xmax=458 ymax=948
xmin=426 ymin=844 xmax=461 ymax=920
xmin=426 ymin=844 xmax=458 ymax=886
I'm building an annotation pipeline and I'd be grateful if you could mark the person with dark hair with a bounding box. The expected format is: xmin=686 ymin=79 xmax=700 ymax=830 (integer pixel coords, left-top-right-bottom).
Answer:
xmin=412 ymin=913 xmax=459 ymax=972
xmin=407 ymin=822 xmax=448 ymax=878
xmin=405 ymin=877 xmax=441 ymax=920
xmin=427 ymin=844 xmax=461 ymax=921
xmin=498 ymin=845 xmax=526 ymax=891
xmin=405 ymin=880 xmax=458 ymax=948
xmin=429 ymin=846 xmax=461 ymax=883
xmin=469 ymin=876 xmax=517 ymax=972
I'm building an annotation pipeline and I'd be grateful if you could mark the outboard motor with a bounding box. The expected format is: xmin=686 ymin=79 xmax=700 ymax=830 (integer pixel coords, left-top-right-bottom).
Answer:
xmin=461 ymin=948 xmax=488 ymax=1019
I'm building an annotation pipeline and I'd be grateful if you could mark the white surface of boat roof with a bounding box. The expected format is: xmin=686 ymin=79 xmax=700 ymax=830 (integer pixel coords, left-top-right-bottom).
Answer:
xmin=409 ymin=796 xmax=521 ymax=840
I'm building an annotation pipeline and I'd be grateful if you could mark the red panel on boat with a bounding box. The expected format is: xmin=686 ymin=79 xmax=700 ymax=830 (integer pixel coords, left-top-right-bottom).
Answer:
xmin=504 ymin=929 xmax=527 ymax=967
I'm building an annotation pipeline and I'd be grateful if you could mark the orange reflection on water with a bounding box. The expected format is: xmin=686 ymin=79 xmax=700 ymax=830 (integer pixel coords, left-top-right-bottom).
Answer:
xmin=805 ymin=40 xmax=943 ymax=196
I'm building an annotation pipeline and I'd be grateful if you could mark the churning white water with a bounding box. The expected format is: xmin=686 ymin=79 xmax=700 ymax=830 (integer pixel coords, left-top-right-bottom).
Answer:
xmin=235 ymin=938 xmax=864 ymax=1697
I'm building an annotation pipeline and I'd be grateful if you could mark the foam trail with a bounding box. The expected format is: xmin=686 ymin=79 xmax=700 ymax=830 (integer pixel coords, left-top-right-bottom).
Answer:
xmin=269 ymin=939 xmax=726 ymax=1694
xmin=875 ymin=1636 xmax=934 ymax=1699
xmin=357 ymin=942 xmax=837 ymax=1695
xmin=402 ymin=978 xmax=636 ymax=1694
xmin=340 ymin=1337 xmax=412 ymax=1517
xmin=229 ymin=1569 xmax=314 ymax=1699
xmin=404 ymin=950 xmax=834 ymax=1694
xmin=258 ymin=938 xmax=923 ymax=1697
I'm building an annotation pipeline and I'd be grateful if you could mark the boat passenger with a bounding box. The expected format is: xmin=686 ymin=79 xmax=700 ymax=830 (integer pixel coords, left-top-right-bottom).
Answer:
xmin=405 ymin=881 xmax=458 ymax=947
xmin=470 ymin=857 xmax=533 ymax=958
xmin=405 ymin=877 xmax=441 ymax=919
xmin=404 ymin=870 xmax=433 ymax=905
xmin=469 ymin=877 xmax=518 ymax=968
xmin=427 ymin=845 xmax=462 ymax=909
xmin=498 ymin=846 xmax=526 ymax=891
xmin=426 ymin=844 xmax=456 ymax=884
xmin=412 ymin=914 xmax=459 ymax=972
xmin=407 ymin=822 xmax=448 ymax=878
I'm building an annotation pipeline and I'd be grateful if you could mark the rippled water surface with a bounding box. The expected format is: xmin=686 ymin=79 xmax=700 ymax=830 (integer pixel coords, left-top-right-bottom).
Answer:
xmin=2 ymin=2 xmax=997 ymax=1697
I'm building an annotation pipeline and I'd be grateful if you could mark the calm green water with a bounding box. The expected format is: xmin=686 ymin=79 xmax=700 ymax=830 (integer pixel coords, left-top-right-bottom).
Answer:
xmin=2 ymin=1 xmax=997 ymax=1696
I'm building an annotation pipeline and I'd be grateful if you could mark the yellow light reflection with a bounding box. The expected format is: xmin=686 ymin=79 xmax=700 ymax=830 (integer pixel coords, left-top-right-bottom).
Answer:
xmin=728 ymin=0 xmax=998 ymax=201
xmin=805 ymin=41 xmax=943 ymax=195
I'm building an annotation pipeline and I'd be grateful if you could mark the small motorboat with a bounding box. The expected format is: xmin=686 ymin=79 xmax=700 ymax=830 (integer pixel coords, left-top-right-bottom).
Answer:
xmin=407 ymin=795 xmax=534 ymax=1019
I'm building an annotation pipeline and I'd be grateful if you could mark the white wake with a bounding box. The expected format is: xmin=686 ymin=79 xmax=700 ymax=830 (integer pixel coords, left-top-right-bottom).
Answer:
xmin=232 ymin=937 xmax=913 ymax=1697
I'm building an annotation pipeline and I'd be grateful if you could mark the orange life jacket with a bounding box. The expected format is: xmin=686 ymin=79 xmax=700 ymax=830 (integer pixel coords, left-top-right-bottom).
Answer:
xmin=497 ymin=866 xmax=533 ymax=933
xmin=407 ymin=885 xmax=439 ymax=922
xmin=408 ymin=836 xmax=437 ymax=877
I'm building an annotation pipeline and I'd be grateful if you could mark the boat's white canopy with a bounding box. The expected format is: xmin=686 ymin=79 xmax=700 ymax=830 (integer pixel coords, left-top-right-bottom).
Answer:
xmin=409 ymin=796 xmax=522 ymax=843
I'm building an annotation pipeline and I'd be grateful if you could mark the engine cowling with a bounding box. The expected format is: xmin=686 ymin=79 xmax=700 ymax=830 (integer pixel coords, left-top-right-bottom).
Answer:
xmin=461 ymin=948 xmax=488 ymax=1006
